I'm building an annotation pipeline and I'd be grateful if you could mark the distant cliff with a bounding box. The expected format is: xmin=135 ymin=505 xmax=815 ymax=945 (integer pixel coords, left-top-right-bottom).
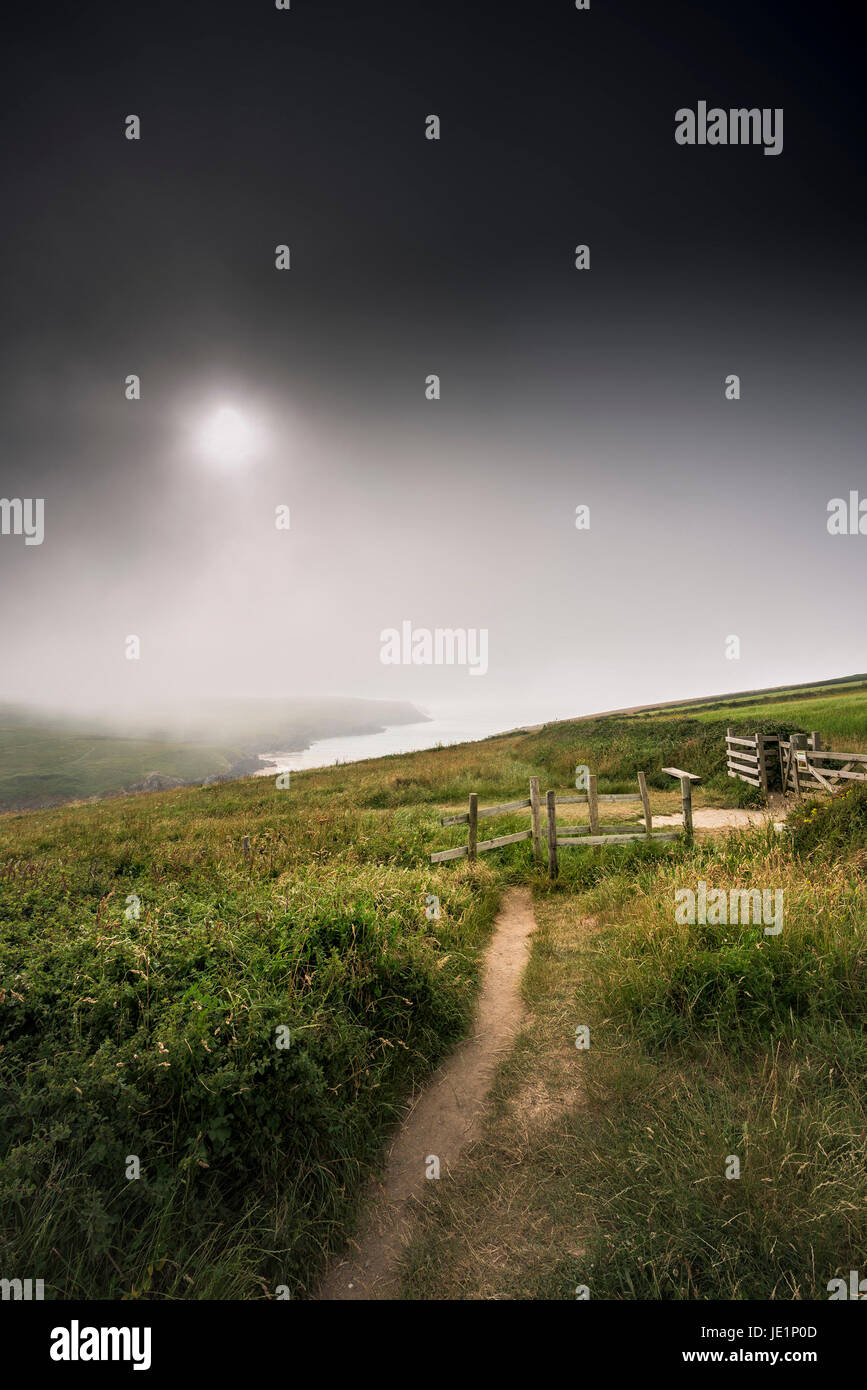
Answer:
xmin=0 ymin=698 xmax=427 ymax=812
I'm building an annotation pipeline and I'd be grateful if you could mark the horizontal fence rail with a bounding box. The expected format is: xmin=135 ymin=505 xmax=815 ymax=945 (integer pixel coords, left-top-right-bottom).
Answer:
xmin=725 ymin=728 xmax=781 ymax=792
xmin=431 ymin=770 xmax=698 ymax=877
xmin=726 ymin=727 xmax=867 ymax=797
xmin=780 ymin=735 xmax=867 ymax=797
xmin=555 ymin=833 xmax=681 ymax=847
xmin=430 ymin=828 xmax=533 ymax=863
xmin=440 ymin=797 xmax=531 ymax=827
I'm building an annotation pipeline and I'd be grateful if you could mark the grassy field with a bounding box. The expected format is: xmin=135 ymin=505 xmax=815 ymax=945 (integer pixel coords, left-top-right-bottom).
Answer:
xmin=399 ymin=794 xmax=867 ymax=1299
xmin=640 ymin=674 xmax=867 ymax=717
xmin=0 ymin=727 xmax=249 ymax=812
xmin=687 ymin=689 xmax=867 ymax=745
xmin=0 ymin=697 xmax=424 ymax=812
xmin=0 ymin=680 xmax=865 ymax=1299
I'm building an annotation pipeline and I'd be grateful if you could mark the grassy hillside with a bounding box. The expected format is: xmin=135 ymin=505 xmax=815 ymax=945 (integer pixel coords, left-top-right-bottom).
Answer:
xmin=0 ymin=761 xmax=504 ymax=1299
xmin=639 ymin=673 xmax=867 ymax=717
xmin=688 ymin=689 xmax=867 ymax=745
xmin=0 ymin=727 xmax=250 ymax=812
xmin=0 ymin=697 xmax=426 ymax=812
xmin=1 ymin=680 xmax=865 ymax=1299
xmin=400 ymin=791 xmax=867 ymax=1299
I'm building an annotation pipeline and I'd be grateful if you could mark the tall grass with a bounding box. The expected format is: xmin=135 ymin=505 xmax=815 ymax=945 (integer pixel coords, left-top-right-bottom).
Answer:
xmin=398 ymin=789 xmax=867 ymax=1300
xmin=2 ymin=699 xmax=865 ymax=1299
xmin=0 ymin=778 xmax=502 ymax=1298
xmin=556 ymin=792 xmax=867 ymax=1297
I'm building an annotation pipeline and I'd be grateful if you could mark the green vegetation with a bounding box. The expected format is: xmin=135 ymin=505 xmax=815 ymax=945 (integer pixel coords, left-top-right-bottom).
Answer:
xmin=399 ymin=792 xmax=867 ymax=1300
xmin=642 ymin=673 xmax=867 ymax=717
xmin=0 ymin=727 xmax=248 ymax=812
xmin=0 ymin=697 xmax=425 ymax=812
xmin=0 ymin=779 xmax=500 ymax=1299
xmin=687 ymin=690 xmax=867 ymax=745
xmin=1 ymin=677 xmax=865 ymax=1299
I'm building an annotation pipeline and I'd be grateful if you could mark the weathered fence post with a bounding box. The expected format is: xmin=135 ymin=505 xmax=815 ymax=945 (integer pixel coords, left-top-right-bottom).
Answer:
xmin=546 ymin=790 xmax=558 ymax=879
xmin=467 ymin=793 xmax=478 ymax=862
xmin=756 ymin=731 xmax=768 ymax=795
xmin=680 ymin=775 xmax=694 ymax=843
xmin=790 ymin=734 xmax=804 ymax=798
xmin=529 ymin=777 xmax=543 ymax=866
xmin=588 ymin=774 xmax=599 ymax=835
xmin=637 ymin=771 xmax=652 ymax=838
xmin=810 ymin=731 xmax=822 ymax=751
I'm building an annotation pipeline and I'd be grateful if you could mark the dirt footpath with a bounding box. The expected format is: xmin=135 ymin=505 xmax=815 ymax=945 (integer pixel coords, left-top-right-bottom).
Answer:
xmin=652 ymin=807 xmax=785 ymax=831
xmin=316 ymin=886 xmax=536 ymax=1301
xmin=316 ymin=807 xmax=784 ymax=1298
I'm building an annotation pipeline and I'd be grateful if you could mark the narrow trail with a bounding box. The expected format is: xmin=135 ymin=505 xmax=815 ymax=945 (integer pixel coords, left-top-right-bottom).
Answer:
xmin=316 ymin=811 xmax=774 ymax=1299
xmin=653 ymin=807 xmax=784 ymax=830
xmin=316 ymin=886 xmax=536 ymax=1301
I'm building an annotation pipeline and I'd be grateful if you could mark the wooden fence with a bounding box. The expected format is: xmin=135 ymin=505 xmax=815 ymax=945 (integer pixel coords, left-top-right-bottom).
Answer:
xmin=727 ymin=727 xmax=867 ymax=796
xmin=431 ymin=770 xmax=697 ymax=878
xmin=725 ymin=729 xmax=781 ymax=792
xmin=780 ymin=734 xmax=867 ymax=796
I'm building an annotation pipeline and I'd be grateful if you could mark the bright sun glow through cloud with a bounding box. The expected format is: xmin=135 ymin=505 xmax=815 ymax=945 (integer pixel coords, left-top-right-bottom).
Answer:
xmin=197 ymin=406 xmax=262 ymax=468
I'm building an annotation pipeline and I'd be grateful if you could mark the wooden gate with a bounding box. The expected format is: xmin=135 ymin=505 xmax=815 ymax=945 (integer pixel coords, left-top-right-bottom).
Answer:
xmin=780 ymin=734 xmax=867 ymax=796
xmin=726 ymin=729 xmax=780 ymax=792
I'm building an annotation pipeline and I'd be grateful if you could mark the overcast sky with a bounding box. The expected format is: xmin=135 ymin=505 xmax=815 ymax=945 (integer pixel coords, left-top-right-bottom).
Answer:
xmin=1 ymin=0 xmax=864 ymax=731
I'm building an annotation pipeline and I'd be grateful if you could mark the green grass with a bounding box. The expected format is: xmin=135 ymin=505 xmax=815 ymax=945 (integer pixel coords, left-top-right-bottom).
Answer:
xmin=398 ymin=791 xmax=867 ymax=1300
xmin=691 ymin=692 xmax=867 ymax=745
xmin=0 ymin=697 xmax=425 ymax=812
xmin=0 ymin=726 xmax=249 ymax=812
xmin=1 ymin=677 xmax=866 ymax=1299
xmin=0 ymin=778 xmax=504 ymax=1299
xmin=642 ymin=674 xmax=867 ymax=716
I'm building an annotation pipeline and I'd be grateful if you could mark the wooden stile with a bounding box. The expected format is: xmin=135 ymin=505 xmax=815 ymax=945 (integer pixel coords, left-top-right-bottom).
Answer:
xmin=680 ymin=774 xmax=694 ymax=841
xmin=663 ymin=767 xmax=699 ymax=839
xmin=727 ymin=728 xmax=867 ymax=798
xmin=726 ymin=730 xmax=772 ymax=793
